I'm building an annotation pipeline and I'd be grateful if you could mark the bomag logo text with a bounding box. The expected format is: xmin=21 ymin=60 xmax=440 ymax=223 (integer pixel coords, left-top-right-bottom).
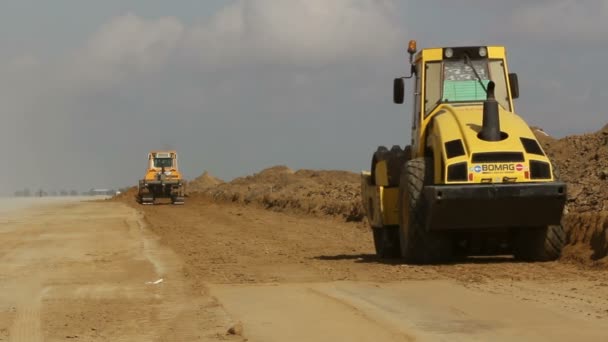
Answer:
xmin=481 ymin=164 xmax=515 ymax=172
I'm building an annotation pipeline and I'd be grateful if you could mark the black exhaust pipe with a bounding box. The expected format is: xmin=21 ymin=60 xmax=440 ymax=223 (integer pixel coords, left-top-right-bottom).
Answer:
xmin=480 ymin=81 xmax=501 ymax=141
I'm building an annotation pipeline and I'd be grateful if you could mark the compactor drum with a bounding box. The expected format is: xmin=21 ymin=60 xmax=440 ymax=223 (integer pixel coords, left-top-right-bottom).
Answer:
xmin=361 ymin=41 xmax=567 ymax=263
xmin=137 ymin=151 xmax=185 ymax=205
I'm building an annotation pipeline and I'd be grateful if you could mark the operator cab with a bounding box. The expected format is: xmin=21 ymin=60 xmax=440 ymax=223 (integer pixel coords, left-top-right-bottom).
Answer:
xmin=148 ymin=151 xmax=178 ymax=172
xmin=153 ymin=152 xmax=174 ymax=168
xmin=394 ymin=42 xmax=519 ymax=114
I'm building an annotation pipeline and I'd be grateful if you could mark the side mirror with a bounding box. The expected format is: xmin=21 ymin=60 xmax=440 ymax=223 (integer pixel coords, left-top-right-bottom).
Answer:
xmin=393 ymin=78 xmax=405 ymax=104
xmin=509 ymin=73 xmax=519 ymax=99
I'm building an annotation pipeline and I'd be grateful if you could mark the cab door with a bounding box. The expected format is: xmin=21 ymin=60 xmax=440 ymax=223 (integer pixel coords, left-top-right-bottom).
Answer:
xmin=411 ymin=62 xmax=422 ymax=157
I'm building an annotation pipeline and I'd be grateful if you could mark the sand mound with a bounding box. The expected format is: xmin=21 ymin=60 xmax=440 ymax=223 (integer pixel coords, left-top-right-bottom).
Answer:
xmin=187 ymin=171 xmax=224 ymax=193
xmin=536 ymin=126 xmax=608 ymax=213
xmin=562 ymin=212 xmax=608 ymax=266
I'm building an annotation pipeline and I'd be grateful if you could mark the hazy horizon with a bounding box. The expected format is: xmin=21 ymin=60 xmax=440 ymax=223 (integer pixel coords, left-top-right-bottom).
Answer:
xmin=3 ymin=0 xmax=607 ymax=194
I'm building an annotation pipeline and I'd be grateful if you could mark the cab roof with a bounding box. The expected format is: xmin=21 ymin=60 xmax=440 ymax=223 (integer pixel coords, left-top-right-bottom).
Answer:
xmin=414 ymin=45 xmax=507 ymax=62
xmin=149 ymin=150 xmax=177 ymax=154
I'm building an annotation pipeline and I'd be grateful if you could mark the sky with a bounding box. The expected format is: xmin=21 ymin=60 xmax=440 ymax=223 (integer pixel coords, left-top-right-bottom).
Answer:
xmin=1 ymin=0 xmax=606 ymax=194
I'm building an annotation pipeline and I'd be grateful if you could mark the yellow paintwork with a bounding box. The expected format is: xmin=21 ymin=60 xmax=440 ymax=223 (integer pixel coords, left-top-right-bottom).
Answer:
xmin=428 ymin=103 xmax=552 ymax=183
xmin=143 ymin=150 xmax=184 ymax=182
xmin=381 ymin=187 xmax=400 ymax=225
xmin=360 ymin=172 xmax=400 ymax=227
xmin=414 ymin=46 xmax=505 ymax=62
xmin=373 ymin=160 xmax=390 ymax=186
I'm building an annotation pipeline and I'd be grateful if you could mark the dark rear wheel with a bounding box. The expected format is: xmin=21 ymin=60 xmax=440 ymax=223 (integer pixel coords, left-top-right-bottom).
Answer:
xmin=372 ymin=227 xmax=401 ymax=258
xmin=514 ymin=225 xmax=565 ymax=261
xmin=398 ymin=157 xmax=453 ymax=264
xmin=369 ymin=145 xmax=412 ymax=259
xmin=371 ymin=145 xmax=409 ymax=186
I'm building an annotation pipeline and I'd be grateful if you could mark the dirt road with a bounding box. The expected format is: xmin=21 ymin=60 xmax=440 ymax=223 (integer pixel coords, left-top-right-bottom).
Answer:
xmin=0 ymin=198 xmax=238 ymax=341
xmin=0 ymin=197 xmax=606 ymax=341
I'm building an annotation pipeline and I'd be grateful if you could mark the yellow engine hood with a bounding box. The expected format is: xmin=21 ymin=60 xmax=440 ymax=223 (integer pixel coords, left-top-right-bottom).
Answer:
xmin=431 ymin=103 xmax=539 ymax=155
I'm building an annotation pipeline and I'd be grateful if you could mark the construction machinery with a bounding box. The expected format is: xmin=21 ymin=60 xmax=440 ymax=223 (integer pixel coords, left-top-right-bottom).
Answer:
xmin=137 ymin=150 xmax=185 ymax=205
xmin=361 ymin=41 xmax=567 ymax=263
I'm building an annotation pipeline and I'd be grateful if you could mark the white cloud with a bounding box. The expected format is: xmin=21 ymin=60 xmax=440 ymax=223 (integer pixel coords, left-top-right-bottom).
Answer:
xmin=41 ymin=0 xmax=402 ymax=89
xmin=67 ymin=13 xmax=184 ymax=86
xmin=1 ymin=0 xmax=405 ymax=105
xmin=8 ymin=54 xmax=40 ymax=71
xmin=182 ymin=0 xmax=403 ymax=68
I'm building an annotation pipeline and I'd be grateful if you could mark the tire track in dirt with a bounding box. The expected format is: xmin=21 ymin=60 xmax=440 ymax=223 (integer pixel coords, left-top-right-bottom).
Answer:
xmin=211 ymin=283 xmax=415 ymax=342
xmin=305 ymin=287 xmax=414 ymax=342
xmin=10 ymin=306 xmax=42 ymax=342
xmin=9 ymin=287 xmax=44 ymax=342
xmin=464 ymin=279 xmax=608 ymax=320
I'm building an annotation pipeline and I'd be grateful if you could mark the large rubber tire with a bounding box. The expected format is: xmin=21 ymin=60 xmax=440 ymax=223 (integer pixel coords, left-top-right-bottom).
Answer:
xmin=514 ymin=225 xmax=565 ymax=261
xmin=371 ymin=145 xmax=409 ymax=187
xmin=398 ymin=158 xmax=453 ymax=264
xmin=402 ymin=145 xmax=412 ymax=164
xmin=372 ymin=226 xmax=401 ymax=258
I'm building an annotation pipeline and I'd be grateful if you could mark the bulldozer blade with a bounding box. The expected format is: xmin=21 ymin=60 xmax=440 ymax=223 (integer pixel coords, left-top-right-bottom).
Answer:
xmin=172 ymin=197 xmax=185 ymax=205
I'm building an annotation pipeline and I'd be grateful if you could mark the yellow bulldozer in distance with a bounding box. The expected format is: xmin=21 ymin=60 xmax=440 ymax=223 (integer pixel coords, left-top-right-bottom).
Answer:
xmin=361 ymin=40 xmax=567 ymax=263
xmin=137 ymin=150 xmax=185 ymax=205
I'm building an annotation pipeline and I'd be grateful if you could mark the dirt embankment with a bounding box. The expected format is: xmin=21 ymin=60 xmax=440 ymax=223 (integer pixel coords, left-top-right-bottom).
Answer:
xmin=561 ymin=213 xmax=608 ymax=268
xmin=534 ymin=125 xmax=608 ymax=266
xmin=534 ymin=124 xmax=608 ymax=213
xmin=196 ymin=166 xmax=364 ymax=222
